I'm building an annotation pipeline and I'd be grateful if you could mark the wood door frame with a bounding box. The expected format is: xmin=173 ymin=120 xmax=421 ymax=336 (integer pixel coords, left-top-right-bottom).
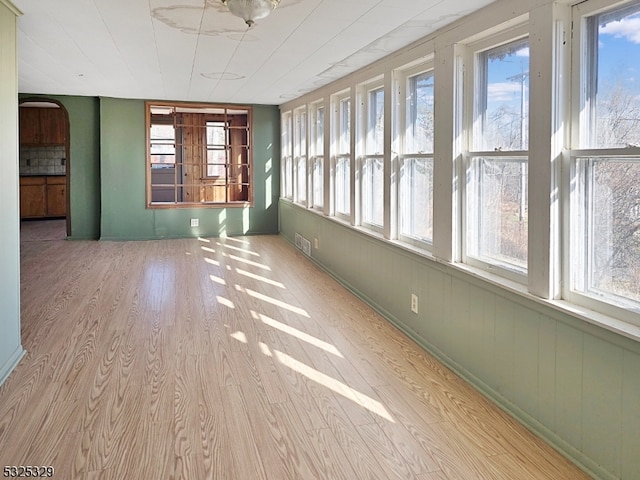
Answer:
xmin=19 ymin=97 xmax=71 ymax=237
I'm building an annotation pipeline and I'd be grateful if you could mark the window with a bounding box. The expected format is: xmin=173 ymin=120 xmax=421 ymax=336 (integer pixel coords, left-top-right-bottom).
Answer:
xmin=333 ymin=93 xmax=351 ymax=219
xmin=294 ymin=108 xmax=307 ymax=205
xmin=147 ymin=102 xmax=251 ymax=206
xmin=464 ymin=34 xmax=530 ymax=279
xmin=310 ymin=103 xmax=325 ymax=209
xmin=568 ymin=0 xmax=640 ymax=323
xmin=282 ymin=111 xmax=293 ymax=199
xmin=398 ymin=67 xmax=435 ymax=246
xmin=361 ymin=83 xmax=384 ymax=230
xmin=206 ymin=121 xmax=227 ymax=177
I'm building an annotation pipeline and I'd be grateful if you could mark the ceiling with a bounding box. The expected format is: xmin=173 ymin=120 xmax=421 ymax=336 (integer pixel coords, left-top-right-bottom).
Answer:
xmin=13 ymin=0 xmax=494 ymax=105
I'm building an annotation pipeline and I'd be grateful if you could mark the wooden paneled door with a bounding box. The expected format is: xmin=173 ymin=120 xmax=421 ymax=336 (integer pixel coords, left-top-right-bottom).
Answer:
xmin=19 ymin=176 xmax=46 ymax=218
xmin=46 ymin=176 xmax=66 ymax=217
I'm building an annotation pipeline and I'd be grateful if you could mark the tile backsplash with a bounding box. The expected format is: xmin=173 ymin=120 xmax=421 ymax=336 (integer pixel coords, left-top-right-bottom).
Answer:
xmin=20 ymin=145 xmax=66 ymax=175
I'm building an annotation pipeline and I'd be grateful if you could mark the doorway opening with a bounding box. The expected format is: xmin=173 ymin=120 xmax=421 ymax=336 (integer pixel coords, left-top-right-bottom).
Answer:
xmin=18 ymin=98 xmax=71 ymax=239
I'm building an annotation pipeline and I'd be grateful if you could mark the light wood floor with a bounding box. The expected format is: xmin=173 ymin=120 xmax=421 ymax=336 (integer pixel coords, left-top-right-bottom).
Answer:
xmin=20 ymin=218 xmax=67 ymax=243
xmin=1 ymin=227 xmax=591 ymax=479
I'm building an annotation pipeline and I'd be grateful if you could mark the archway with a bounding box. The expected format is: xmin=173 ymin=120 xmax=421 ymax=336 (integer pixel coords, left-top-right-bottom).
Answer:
xmin=18 ymin=98 xmax=71 ymax=238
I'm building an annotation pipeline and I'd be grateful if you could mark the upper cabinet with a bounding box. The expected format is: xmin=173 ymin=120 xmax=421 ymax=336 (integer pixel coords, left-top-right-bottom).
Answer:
xmin=19 ymin=106 xmax=66 ymax=145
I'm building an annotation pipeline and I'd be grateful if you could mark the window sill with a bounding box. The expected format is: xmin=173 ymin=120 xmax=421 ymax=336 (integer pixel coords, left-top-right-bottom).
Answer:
xmin=148 ymin=201 xmax=252 ymax=209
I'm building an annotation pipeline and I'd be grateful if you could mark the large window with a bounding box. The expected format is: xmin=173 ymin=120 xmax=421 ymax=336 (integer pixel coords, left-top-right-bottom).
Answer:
xmin=310 ymin=102 xmax=324 ymax=209
xmin=569 ymin=0 xmax=640 ymax=323
xmin=464 ymin=34 xmax=530 ymax=279
xmin=147 ymin=102 xmax=251 ymax=206
xmin=361 ymin=83 xmax=384 ymax=230
xmin=398 ymin=67 xmax=434 ymax=246
xmin=333 ymin=92 xmax=351 ymax=219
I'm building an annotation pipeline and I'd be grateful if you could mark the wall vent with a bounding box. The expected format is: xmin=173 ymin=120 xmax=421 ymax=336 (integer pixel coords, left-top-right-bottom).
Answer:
xmin=302 ymin=238 xmax=311 ymax=256
xmin=294 ymin=232 xmax=303 ymax=249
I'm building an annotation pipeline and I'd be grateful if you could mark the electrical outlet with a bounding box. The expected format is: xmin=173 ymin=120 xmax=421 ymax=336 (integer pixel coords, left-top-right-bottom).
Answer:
xmin=314 ymin=238 xmax=319 ymax=249
xmin=411 ymin=294 xmax=418 ymax=314
xmin=190 ymin=218 xmax=199 ymax=227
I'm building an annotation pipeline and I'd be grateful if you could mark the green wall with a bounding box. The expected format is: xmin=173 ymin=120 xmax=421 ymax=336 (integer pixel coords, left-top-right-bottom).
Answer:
xmin=99 ymin=97 xmax=280 ymax=240
xmin=280 ymin=200 xmax=640 ymax=480
xmin=19 ymin=94 xmax=101 ymax=240
xmin=0 ymin=0 xmax=24 ymax=386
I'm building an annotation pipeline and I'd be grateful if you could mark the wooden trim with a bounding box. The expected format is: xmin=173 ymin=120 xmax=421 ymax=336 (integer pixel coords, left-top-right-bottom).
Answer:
xmin=146 ymin=101 xmax=254 ymax=208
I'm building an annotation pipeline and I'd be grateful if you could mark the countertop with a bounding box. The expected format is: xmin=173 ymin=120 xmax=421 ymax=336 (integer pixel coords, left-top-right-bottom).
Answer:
xmin=20 ymin=173 xmax=66 ymax=177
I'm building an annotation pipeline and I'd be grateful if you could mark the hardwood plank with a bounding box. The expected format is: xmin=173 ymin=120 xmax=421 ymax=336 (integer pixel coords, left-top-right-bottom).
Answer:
xmin=306 ymin=428 xmax=360 ymax=480
xmin=219 ymin=384 xmax=269 ymax=480
xmin=417 ymin=471 xmax=450 ymax=480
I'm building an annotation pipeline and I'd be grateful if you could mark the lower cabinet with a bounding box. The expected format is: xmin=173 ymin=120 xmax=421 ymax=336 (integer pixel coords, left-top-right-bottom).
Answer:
xmin=45 ymin=176 xmax=66 ymax=217
xmin=20 ymin=176 xmax=67 ymax=218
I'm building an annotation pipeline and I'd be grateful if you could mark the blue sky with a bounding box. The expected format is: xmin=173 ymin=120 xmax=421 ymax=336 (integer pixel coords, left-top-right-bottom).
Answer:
xmin=482 ymin=11 xmax=640 ymax=110
xmin=599 ymin=13 xmax=640 ymax=89
xmin=486 ymin=45 xmax=530 ymax=111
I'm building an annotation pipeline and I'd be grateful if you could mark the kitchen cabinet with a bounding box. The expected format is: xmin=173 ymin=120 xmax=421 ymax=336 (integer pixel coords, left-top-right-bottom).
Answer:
xmin=46 ymin=176 xmax=67 ymax=217
xmin=20 ymin=176 xmax=67 ymax=218
xmin=19 ymin=107 xmax=66 ymax=145
xmin=19 ymin=177 xmax=47 ymax=218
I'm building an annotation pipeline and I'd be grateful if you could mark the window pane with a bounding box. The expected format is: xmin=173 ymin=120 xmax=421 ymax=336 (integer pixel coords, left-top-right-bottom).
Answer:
xmin=206 ymin=149 xmax=226 ymax=177
xmin=282 ymin=114 xmax=293 ymax=198
xmin=467 ymin=156 xmax=528 ymax=271
xmin=311 ymin=106 xmax=324 ymax=209
xmin=335 ymin=156 xmax=350 ymax=216
xmin=284 ymin=156 xmax=293 ymax=198
xmin=367 ymin=88 xmax=384 ymax=154
xmin=313 ymin=157 xmax=323 ymax=207
xmin=399 ymin=158 xmax=433 ymax=243
xmin=297 ymin=156 xmax=307 ymax=203
xmin=295 ymin=110 xmax=307 ymax=203
xmin=476 ymin=39 xmax=530 ymax=151
xmin=206 ymin=122 xmax=226 ymax=146
xmin=150 ymin=124 xmax=175 ymax=167
xmin=573 ymin=157 xmax=640 ymax=306
xmin=585 ymin=4 xmax=640 ymax=148
xmin=339 ymin=99 xmax=351 ymax=154
xmin=335 ymin=97 xmax=351 ymax=217
xmin=406 ymin=72 xmax=434 ymax=154
xmin=362 ymin=157 xmax=383 ymax=227
xmin=315 ymin=107 xmax=324 ymax=156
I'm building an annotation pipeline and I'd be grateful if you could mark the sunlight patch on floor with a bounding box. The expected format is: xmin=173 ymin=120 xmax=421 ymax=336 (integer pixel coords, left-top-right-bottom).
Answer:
xmin=236 ymin=268 xmax=285 ymax=288
xmin=209 ymin=274 xmax=226 ymax=285
xmin=217 ymin=242 xmax=260 ymax=257
xmin=274 ymin=349 xmax=394 ymax=423
xmin=225 ymin=253 xmax=271 ymax=271
xmin=240 ymin=287 xmax=310 ymax=318
xmin=254 ymin=311 xmax=342 ymax=358
xmin=216 ymin=296 xmax=235 ymax=309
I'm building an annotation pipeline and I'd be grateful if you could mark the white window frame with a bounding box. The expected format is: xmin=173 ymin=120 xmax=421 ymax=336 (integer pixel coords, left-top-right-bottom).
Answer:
xmin=396 ymin=61 xmax=435 ymax=249
xmin=309 ymin=100 xmax=325 ymax=211
xmin=332 ymin=90 xmax=352 ymax=222
xmin=293 ymin=106 xmax=308 ymax=206
xmin=358 ymin=78 xmax=385 ymax=233
xmin=281 ymin=111 xmax=293 ymax=200
xmin=565 ymin=0 xmax=640 ymax=326
xmin=461 ymin=26 xmax=530 ymax=284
